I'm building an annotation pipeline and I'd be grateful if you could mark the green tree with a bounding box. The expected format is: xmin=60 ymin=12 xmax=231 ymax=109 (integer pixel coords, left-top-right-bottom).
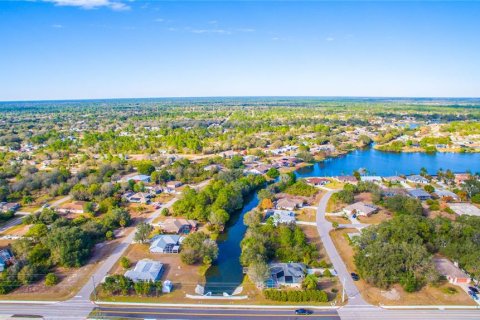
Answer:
xmin=134 ymin=222 xmax=153 ymax=244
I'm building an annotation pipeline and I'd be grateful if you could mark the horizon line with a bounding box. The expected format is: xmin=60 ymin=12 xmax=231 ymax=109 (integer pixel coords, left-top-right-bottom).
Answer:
xmin=2 ymin=95 xmax=480 ymax=104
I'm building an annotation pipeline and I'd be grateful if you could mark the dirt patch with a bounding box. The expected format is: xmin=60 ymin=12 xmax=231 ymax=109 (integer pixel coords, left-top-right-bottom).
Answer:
xmin=357 ymin=210 xmax=392 ymax=225
xmin=326 ymin=215 xmax=350 ymax=224
xmin=296 ymin=208 xmax=316 ymax=222
xmin=298 ymin=225 xmax=331 ymax=265
xmin=1 ymin=237 xmax=123 ymax=301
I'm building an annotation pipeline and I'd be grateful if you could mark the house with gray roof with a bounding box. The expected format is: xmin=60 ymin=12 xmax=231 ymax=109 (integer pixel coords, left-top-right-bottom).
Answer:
xmin=149 ymin=234 xmax=184 ymax=253
xmin=266 ymin=263 xmax=307 ymax=288
xmin=407 ymin=188 xmax=432 ymax=200
xmin=406 ymin=175 xmax=429 ymax=184
xmin=124 ymin=259 xmax=164 ymax=282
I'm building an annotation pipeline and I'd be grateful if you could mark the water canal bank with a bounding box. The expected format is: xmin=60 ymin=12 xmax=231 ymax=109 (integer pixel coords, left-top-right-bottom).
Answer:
xmin=204 ymin=147 xmax=480 ymax=295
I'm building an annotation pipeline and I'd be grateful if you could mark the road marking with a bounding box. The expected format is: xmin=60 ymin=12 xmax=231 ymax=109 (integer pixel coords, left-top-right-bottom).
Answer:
xmin=95 ymin=310 xmax=339 ymax=318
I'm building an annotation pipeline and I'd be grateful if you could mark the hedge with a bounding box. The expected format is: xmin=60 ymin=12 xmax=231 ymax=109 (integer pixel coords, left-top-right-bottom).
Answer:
xmin=263 ymin=289 xmax=328 ymax=302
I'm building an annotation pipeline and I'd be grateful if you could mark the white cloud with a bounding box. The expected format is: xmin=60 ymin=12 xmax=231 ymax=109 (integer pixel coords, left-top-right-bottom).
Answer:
xmin=189 ymin=28 xmax=231 ymax=35
xmin=51 ymin=24 xmax=63 ymax=28
xmin=155 ymin=18 xmax=164 ymax=22
xmin=44 ymin=0 xmax=130 ymax=11
xmin=326 ymin=37 xmax=335 ymax=41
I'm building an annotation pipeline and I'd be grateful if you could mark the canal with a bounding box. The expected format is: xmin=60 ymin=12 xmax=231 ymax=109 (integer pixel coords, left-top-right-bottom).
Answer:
xmin=204 ymin=147 xmax=480 ymax=294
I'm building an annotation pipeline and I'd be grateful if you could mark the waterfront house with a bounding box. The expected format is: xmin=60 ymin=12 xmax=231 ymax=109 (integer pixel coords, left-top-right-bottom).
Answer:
xmin=266 ymin=263 xmax=307 ymax=288
xmin=406 ymin=175 xmax=429 ymax=184
xmin=124 ymin=259 xmax=164 ymax=282
xmin=381 ymin=188 xmax=407 ymax=197
xmin=361 ymin=176 xmax=382 ymax=183
xmin=160 ymin=218 xmax=198 ymax=234
xmin=454 ymin=173 xmax=471 ymax=186
xmin=343 ymin=202 xmax=378 ymax=217
xmin=265 ymin=209 xmax=296 ymax=226
xmin=305 ymin=177 xmax=330 ymax=186
xmin=384 ymin=176 xmax=406 ymax=183
xmin=407 ymin=189 xmax=432 ymax=200
xmin=434 ymin=258 xmax=470 ymax=285
xmin=336 ymin=176 xmax=358 ymax=184
xmin=149 ymin=234 xmax=184 ymax=253
xmin=276 ymin=198 xmax=304 ymax=211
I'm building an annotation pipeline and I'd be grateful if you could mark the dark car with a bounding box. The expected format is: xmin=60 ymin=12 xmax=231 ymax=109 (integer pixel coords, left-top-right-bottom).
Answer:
xmin=351 ymin=272 xmax=360 ymax=281
xmin=295 ymin=309 xmax=313 ymax=315
xmin=468 ymin=286 xmax=479 ymax=294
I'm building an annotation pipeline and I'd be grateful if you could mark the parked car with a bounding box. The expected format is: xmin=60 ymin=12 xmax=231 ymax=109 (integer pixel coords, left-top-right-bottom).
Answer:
xmin=351 ymin=272 xmax=360 ymax=281
xmin=352 ymin=213 xmax=357 ymax=219
xmin=468 ymin=291 xmax=479 ymax=301
xmin=295 ymin=309 xmax=313 ymax=315
xmin=468 ymin=286 xmax=479 ymax=294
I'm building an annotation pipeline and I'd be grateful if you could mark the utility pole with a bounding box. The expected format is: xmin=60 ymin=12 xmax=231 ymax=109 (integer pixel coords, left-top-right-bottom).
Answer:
xmin=92 ymin=276 xmax=97 ymax=301
xmin=342 ymin=277 xmax=346 ymax=303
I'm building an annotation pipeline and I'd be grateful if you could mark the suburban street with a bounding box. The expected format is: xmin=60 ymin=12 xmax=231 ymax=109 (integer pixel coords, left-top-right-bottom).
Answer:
xmin=315 ymin=190 xmax=368 ymax=306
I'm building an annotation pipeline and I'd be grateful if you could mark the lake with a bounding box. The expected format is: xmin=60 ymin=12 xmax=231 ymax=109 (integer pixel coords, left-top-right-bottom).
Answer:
xmin=297 ymin=147 xmax=480 ymax=178
xmin=204 ymin=148 xmax=480 ymax=295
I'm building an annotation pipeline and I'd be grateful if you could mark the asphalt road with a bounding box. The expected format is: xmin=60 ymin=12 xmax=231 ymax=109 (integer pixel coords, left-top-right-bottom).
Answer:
xmin=315 ymin=190 xmax=368 ymax=306
xmin=90 ymin=306 xmax=341 ymax=320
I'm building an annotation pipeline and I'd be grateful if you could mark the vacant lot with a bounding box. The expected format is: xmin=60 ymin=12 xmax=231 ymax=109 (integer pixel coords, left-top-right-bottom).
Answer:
xmin=299 ymin=225 xmax=331 ymax=265
xmin=329 ymin=228 xmax=476 ymax=306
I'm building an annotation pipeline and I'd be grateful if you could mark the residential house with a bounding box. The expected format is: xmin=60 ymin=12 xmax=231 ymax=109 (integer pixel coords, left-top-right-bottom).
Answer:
xmin=381 ymin=188 xmax=407 ymax=198
xmin=434 ymin=258 xmax=470 ymax=285
xmin=434 ymin=190 xmax=460 ymax=201
xmin=147 ymin=185 xmax=163 ymax=195
xmin=57 ymin=201 xmax=86 ymax=215
xmin=361 ymin=176 xmax=382 ymax=183
xmin=0 ymin=249 xmax=14 ymax=272
xmin=406 ymin=175 xmax=429 ymax=184
xmin=160 ymin=218 xmax=198 ymax=234
xmin=265 ymin=209 xmax=296 ymax=226
xmin=166 ymin=181 xmax=183 ymax=189
xmin=276 ymin=198 xmax=304 ymax=211
xmin=122 ymin=173 xmax=151 ymax=183
xmin=266 ymin=263 xmax=307 ymax=288
xmin=384 ymin=176 xmax=406 ymax=183
xmin=336 ymin=176 xmax=358 ymax=184
xmin=343 ymin=202 xmax=379 ymax=217
xmin=149 ymin=234 xmax=184 ymax=253
xmin=203 ymin=164 xmax=221 ymax=172
xmin=243 ymin=155 xmax=258 ymax=163
xmin=407 ymin=189 xmax=432 ymax=200
xmin=448 ymin=203 xmax=480 ymax=217
xmin=305 ymin=177 xmax=330 ymax=186
xmin=454 ymin=173 xmax=471 ymax=186
xmin=126 ymin=192 xmax=152 ymax=204
xmin=0 ymin=202 xmax=20 ymax=213
xmin=124 ymin=259 xmax=164 ymax=283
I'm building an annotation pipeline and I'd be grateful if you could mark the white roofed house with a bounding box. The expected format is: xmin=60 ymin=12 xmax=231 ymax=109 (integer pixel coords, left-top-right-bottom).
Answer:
xmin=124 ymin=259 xmax=164 ymax=282
xmin=265 ymin=209 xmax=296 ymax=226
xmin=360 ymin=176 xmax=382 ymax=183
xmin=149 ymin=234 xmax=184 ymax=253
xmin=126 ymin=192 xmax=152 ymax=204
xmin=406 ymin=175 xmax=429 ymax=184
xmin=343 ymin=202 xmax=379 ymax=217
xmin=434 ymin=189 xmax=460 ymax=201
xmin=448 ymin=203 xmax=480 ymax=217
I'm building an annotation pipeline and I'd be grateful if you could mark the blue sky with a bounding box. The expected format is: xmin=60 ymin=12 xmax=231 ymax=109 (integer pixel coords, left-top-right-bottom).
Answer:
xmin=1 ymin=0 xmax=479 ymax=100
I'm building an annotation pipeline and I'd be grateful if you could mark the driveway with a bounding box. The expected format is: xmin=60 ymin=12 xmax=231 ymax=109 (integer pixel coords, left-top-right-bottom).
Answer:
xmin=316 ymin=191 xmax=370 ymax=306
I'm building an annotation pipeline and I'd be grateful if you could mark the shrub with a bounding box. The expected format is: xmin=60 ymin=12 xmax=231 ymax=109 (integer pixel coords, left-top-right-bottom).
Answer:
xmin=45 ymin=273 xmax=58 ymax=286
xmin=263 ymin=289 xmax=328 ymax=302
xmin=120 ymin=257 xmax=131 ymax=269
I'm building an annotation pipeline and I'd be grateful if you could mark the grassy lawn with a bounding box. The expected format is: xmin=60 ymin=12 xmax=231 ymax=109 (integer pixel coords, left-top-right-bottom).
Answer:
xmin=324 ymin=181 xmax=344 ymax=190
xmin=329 ymin=228 xmax=476 ymax=306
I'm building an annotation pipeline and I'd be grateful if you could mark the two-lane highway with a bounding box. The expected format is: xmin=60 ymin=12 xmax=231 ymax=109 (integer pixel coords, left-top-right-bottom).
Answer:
xmin=90 ymin=306 xmax=341 ymax=319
